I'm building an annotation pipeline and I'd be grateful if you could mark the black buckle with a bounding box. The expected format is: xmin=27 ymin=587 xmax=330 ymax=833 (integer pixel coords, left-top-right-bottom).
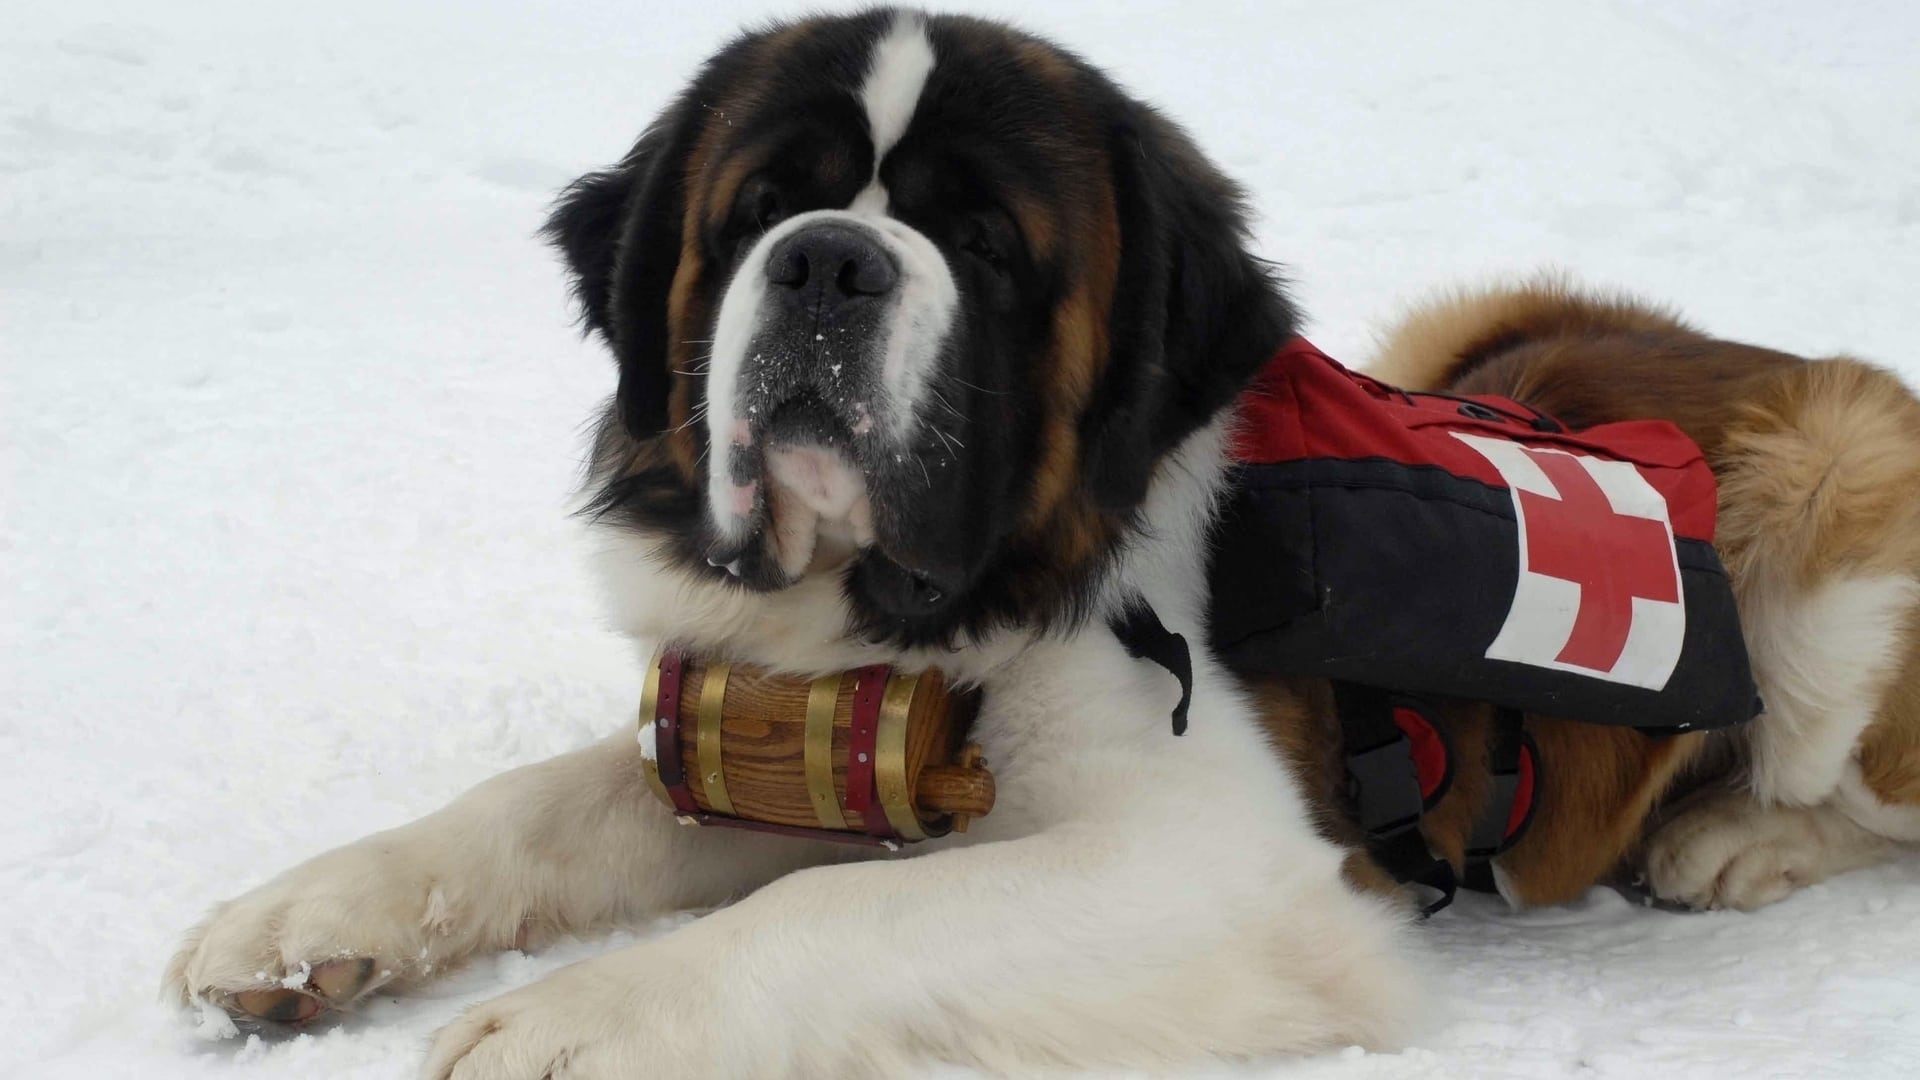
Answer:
xmin=1345 ymin=735 xmax=1423 ymax=840
xmin=1371 ymin=822 xmax=1460 ymax=918
xmin=1465 ymin=768 xmax=1520 ymax=862
xmin=1463 ymin=712 xmax=1532 ymax=893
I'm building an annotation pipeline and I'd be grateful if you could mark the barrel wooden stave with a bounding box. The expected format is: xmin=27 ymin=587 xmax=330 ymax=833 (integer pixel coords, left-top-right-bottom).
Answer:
xmin=659 ymin=657 xmax=987 ymax=838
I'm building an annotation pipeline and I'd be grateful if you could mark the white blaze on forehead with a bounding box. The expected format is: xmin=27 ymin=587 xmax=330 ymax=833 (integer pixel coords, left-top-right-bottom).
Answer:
xmin=851 ymin=13 xmax=935 ymax=213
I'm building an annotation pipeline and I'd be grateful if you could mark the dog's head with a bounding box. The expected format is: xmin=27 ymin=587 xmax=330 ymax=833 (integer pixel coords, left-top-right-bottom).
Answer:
xmin=554 ymin=8 xmax=1294 ymax=648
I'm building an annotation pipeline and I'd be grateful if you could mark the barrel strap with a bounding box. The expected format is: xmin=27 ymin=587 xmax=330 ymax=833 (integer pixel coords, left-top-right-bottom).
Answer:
xmin=875 ymin=673 xmax=928 ymax=840
xmin=638 ymin=651 xmax=673 ymax=809
xmin=846 ymin=665 xmax=896 ymax=838
xmin=803 ymin=672 xmax=848 ymax=829
xmin=694 ymin=662 xmax=734 ymax=815
xmin=653 ymin=650 xmax=698 ymax=814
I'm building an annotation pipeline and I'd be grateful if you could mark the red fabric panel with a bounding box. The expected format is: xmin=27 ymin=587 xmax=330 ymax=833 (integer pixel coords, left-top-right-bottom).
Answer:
xmin=1508 ymin=743 xmax=1537 ymax=840
xmin=1390 ymin=705 xmax=1449 ymax=804
xmin=1229 ymin=338 xmax=1719 ymax=541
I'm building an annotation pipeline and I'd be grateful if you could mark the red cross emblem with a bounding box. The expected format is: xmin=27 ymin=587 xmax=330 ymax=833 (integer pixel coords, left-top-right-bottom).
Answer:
xmin=1516 ymin=449 xmax=1681 ymax=672
xmin=1454 ymin=433 xmax=1688 ymax=690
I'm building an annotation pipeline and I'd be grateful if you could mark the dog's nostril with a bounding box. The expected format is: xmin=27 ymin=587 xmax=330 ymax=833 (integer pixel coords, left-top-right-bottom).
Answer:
xmin=838 ymin=252 xmax=897 ymax=297
xmin=768 ymin=247 xmax=809 ymax=289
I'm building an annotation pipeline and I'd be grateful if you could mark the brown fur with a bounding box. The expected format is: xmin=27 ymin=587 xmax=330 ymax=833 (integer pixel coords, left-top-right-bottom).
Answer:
xmin=1005 ymin=44 xmax=1122 ymax=567
xmin=1267 ymin=280 xmax=1920 ymax=906
xmin=1498 ymin=723 xmax=1705 ymax=904
xmin=1860 ymin=625 xmax=1920 ymax=806
xmin=655 ymin=29 xmax=812 ymax=484
xmin=1367 ymin=277 xmax=1699 ymax=394
xmin=1711 ymin=357 xmax=1920 ymax=587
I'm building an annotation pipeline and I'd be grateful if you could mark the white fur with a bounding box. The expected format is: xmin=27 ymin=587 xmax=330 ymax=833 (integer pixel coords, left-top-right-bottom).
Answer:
xmin=763 ymin=443 xmax=873 ymax=576
xmin=1740 ymin=575 xmax=1920 ymax=806
xmin=1645 ymin=787 xmax=1895 ymax=911
xmin=170 ymin=417 xmax=1422 ymax=1076
xmin=1835 ymin=761 xmax=1920 ymax=843
xmin=854 ymin=12 xmax=934 ymax=203
xmin=1643 ymin=573 xmax=1919 ymax=912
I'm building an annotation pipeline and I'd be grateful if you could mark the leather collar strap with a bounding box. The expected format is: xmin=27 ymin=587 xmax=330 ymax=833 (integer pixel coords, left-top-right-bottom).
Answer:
xmin=651 ymin=651 xmax=699 ymax=815
xmin=1108 ymin=600 xmax=1194 ymax=735
xmin=844 ymin=665 xmax=897 ymax=839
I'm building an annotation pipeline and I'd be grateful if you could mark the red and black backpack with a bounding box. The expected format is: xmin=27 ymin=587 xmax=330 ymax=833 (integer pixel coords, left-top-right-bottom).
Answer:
xmin=1206 ymin=338 xmax=1759 ymax=908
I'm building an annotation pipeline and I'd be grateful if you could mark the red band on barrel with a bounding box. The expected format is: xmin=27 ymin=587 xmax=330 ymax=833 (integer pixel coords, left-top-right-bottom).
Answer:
xmin=844 ymin=665 xmax=893 ymax=836
xmin=654 ymin=651 xmax=698 ymax=814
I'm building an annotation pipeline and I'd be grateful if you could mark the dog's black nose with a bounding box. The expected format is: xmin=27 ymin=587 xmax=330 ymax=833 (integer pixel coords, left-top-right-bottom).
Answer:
xmin=765 ymin=223 xmax=898 ymax=301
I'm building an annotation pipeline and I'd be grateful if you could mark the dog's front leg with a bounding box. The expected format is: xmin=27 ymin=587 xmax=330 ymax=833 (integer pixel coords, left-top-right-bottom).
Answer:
xmin=424 ymin=643 xmax=1418 ymax=1078
xmin=167 ymin=730 xmax=850 ymax=1022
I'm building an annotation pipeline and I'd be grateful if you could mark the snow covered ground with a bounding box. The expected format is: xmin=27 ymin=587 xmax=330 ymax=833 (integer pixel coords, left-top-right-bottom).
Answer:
xmin=6 ymin=0 xmax=1918 ymax=1075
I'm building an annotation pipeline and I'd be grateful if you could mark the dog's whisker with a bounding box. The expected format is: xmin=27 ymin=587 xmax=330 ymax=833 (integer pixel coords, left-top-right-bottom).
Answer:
xmin=944 ymin=374 xmax=1007 ymax=397
xmin=663 ymin=401 xmax=712 ymax=437
xmin=926 ymin=386 xmax=965 ymax=423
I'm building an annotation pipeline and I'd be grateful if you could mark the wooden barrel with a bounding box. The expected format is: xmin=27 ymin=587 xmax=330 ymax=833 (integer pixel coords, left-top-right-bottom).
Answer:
xmin=638 ymin=650 xmax=994 ymax=844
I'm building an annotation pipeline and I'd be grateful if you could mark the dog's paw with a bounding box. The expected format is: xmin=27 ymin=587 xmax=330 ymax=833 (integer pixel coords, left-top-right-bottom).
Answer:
xmin=1643 ymin=792 xmax=1822 ymax=912
xmin=166 ymin=838 xmax=504 ymax=1024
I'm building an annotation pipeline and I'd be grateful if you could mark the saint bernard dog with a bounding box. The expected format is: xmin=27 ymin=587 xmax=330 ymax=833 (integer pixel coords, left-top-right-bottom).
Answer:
xmin=168 ymin=9 xmax=1920 ymax=1076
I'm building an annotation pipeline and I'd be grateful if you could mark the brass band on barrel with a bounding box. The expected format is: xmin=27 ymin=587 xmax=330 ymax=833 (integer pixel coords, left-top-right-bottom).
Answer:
xmin=875 ymin=673 xmax=928 ymax=840
xmin=694 ymin=662 xmax=734 ymax=814
xmin=804 ymin=673 xmax=847 ymax=829
xmin=638 ymin=650 xmax=673 ymax=809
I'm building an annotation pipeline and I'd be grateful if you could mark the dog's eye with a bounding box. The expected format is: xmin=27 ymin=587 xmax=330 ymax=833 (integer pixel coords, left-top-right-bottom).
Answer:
xmin=960 ymin=211 xmax=1015 ymax=272
xmin=753 ymin=186 xmax=786 ymax=231
xmin=735 ymin=176 xmax=786 ymax=233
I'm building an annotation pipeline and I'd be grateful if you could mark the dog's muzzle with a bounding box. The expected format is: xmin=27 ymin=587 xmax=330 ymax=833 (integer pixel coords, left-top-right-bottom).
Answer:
xmin=702 ymin=210 xmax=970 ymax=611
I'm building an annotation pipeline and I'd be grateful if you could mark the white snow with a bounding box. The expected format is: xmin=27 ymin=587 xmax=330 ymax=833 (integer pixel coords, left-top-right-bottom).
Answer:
xmin=5 ymin=1 xmax=1918 ymax=1076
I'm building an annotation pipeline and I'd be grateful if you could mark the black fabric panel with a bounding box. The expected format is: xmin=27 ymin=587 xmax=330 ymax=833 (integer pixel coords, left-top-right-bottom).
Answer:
xmin=1209 ymin=459 xmax=1759 ymax=732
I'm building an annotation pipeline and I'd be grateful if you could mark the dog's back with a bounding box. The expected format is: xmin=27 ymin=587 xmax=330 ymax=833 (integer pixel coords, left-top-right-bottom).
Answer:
xmin=1369 ymin=281 xmax=1920 ymax=908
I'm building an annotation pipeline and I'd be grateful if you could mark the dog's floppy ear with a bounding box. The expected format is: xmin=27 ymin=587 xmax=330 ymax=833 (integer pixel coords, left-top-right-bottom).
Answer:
xmin=1084 ymin=104 xmax=1298 ymax=512
xmin=544 ymin=97 xmax=700 ymax=439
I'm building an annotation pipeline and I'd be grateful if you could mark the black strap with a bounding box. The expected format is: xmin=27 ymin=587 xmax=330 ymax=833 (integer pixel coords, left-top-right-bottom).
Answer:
xmin=1462 ymin=709 xmax=1533 ymax=894
xmin=1109 ymin=600 xmax=1194 ymax=735
xmin=1334 ymin=683 xmax=1457 ymax=915
xmin=1464 ymin=709 xmax=1524 ymax=861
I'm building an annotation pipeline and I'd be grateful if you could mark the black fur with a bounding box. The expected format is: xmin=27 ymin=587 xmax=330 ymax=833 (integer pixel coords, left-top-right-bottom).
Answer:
xmin=1088 ymin=107 xmax=1298 ymax=511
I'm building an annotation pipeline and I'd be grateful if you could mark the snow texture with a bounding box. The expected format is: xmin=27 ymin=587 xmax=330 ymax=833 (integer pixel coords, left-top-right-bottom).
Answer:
xmin=5 ymin=1 xmax=1919 ymax=1076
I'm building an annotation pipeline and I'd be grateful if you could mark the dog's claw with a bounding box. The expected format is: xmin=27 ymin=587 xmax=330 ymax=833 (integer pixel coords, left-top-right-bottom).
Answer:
xmin=231 ymin=987 xmax=324 ymax=1024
